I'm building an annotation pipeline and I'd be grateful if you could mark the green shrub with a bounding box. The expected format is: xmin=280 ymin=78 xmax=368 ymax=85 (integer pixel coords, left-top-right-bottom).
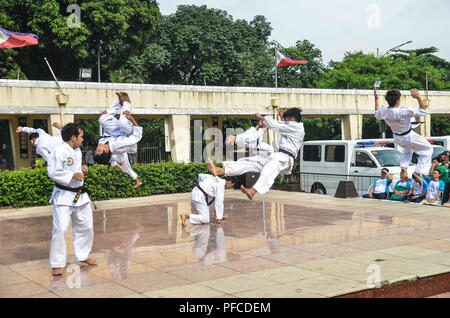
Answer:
xmin=0 ymin=162 xmax=223 ymax=208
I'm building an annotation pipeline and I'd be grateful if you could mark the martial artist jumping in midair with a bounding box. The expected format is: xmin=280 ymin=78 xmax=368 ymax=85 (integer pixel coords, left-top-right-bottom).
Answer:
xmin=47 ymin=123 xmax=97 ymax=276
xmin=180 ymin=174 xmax=235 ymax=226
xmin=95 ymin=92 xmax=142 ymax=189
xmin=16 ymin=122 xmax=64 ymax=163
xmin=207 ymin=108 xmax=304 ymax=200
xmin=374 ymin=88 xmax=433 ymax=180
xmin=225 ymin=118 xmax=274 ymax=157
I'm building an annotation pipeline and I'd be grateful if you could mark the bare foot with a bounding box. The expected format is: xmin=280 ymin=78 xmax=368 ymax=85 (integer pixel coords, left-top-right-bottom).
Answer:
xmin=222 ymin=215 xmax=229 ymax=220
xmin=52 ymin=267 xmax=64 ymax=276
xmin=133 ymin=179 xmax=142 ymax=189
xmin=80 ymin=258 xmax=97 ymax=266
xmin=207 ymin=158 xmax=218 ymax=176
xmin=240 ymin=185 xmax=255 ymax=200
xmin=215 ymin=219 xmax=222 ymax=224
xmin=180 ymin=213 xmax=189 ymax=227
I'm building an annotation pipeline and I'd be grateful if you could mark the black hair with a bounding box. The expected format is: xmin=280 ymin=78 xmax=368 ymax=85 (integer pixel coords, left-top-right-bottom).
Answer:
xmin=433 ymin=168 xmax=443 ymax=175
xmin=61 ymin=123 xmax=82 ymax=142
xmin=283 ymin=108 xmax=302 ymax=122
xmin=94 ymin=151 xmax=112 ymax=165
xmin=385 ymin=90 xmax=401 ymax=107
xmin=29 ymin=133 xmax=38 ymax=141
xmin=225 ymin=176 xmax=236 ymax=184
xmin=381 ymin=168 xmax=389 ymax=172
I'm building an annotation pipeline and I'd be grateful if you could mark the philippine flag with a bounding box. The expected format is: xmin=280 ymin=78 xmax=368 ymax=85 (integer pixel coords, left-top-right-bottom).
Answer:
xmin=276 ymin=49 xmax=308 ymax=67
xmin=0 ymin=27 xmax=38 ymax=49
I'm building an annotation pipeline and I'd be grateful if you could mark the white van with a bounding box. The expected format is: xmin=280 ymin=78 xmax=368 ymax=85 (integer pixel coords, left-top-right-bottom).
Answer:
xmin=299 ymin=139 xmax=415 ymax=196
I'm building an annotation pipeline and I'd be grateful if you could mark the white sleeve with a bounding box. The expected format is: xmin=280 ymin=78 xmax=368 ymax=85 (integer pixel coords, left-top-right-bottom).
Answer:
xmin=374 ymin=108 xmax=385 ymax=120
xmin=21 ymin=127 xmax=37 ymax=134
xmin=398 ymin=107 xmax=427 ymax=119
xmin=47 ymin=149 xmax=73 ymax=186
xmin=117 ymin=153 xmax=137 ymax=180
xmin=263 ymin=117 xmax=298 ymax=135
xmin=213 ymin=178 xmax=225 ymax=220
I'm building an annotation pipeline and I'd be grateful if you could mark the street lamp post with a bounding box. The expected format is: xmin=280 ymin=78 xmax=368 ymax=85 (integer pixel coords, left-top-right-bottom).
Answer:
xmin=382 ymin=40 xmax=413 ymax=57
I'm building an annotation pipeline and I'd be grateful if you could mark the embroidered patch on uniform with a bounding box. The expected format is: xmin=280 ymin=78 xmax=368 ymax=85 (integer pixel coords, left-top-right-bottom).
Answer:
xmin=66 ymin=157 xmax=74 ymax=166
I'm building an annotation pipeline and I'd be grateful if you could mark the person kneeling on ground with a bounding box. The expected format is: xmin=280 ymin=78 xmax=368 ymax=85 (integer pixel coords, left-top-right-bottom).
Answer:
xmin=180 ymin=174 xmax=235 ymax=226
xmin=405 ymin=173 xmax=428 ymax=203
xmin=390 ymin=174 xmax=411 ymax=201
xmin=425 ymin=169 xmax=445 ymax=204
xmin=363 ymin=168 xmax=393 ymax=199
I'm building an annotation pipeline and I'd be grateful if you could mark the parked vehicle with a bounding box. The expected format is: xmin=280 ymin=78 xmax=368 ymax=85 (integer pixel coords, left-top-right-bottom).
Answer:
xmin=299 ymin=139 xmax=415 ymax=196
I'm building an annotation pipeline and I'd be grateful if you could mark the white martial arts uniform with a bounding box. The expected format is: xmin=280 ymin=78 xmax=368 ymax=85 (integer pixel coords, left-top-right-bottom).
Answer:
xmin=190 ymin=174 xmax=225 ymax=224
xmin=234 ymin=127 xmax=274 ymax=156
xmin=374 ymin=106 xmax=433 ymax=175
xmin=21 ymin=127 xmax=64 ymax=163
xmin=223 ymin=117 xmax=305 ymax=194
xmin=98 ymin=101 xmax=133 ymax=145
xmin=47 ymin=142 xmax=94 ymax=268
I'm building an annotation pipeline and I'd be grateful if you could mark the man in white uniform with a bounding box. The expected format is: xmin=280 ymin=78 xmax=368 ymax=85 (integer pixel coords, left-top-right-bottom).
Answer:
xmin=95 ymin=92 xmax=143 ymax=189
xmin=374 ymin=88 xmax=433 ymax=180
xmin=16 ymin=122 xmax=64 ymax=163
xmin=180 ymin=174 xmax=235 ymax=226
xmin=47 ymin=123 xmax=97 ymax=276
xmin=207 ymin=108 xmax=304 ymax=200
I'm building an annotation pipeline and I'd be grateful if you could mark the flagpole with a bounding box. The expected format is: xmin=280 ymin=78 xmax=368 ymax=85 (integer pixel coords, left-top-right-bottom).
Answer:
xmin=274 ymin=42 xmax=278 ymax=88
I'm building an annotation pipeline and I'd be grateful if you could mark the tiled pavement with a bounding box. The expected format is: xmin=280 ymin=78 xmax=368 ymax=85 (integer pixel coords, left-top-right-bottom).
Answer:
xmin=0 ymin=190 xmax=449 ymax=298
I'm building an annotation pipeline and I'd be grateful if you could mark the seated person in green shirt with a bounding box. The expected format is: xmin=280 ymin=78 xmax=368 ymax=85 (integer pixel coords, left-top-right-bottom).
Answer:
xmin=430 ymin=155 xmax=449 ymax=205
xmin=390 ymin=174 xmax=411 ymax=201
xmin=363 ymin=168 xmax=393 ymax=199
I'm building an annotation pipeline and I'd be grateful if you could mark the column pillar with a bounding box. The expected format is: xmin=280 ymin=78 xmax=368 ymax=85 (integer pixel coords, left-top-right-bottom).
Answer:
xmin=341 ymin=115 xmax=363 ymax=140
xmin=168 ymin=115 xmax=191 ymax=163
xmin=417 ymin=114 xmax=431 ymax=137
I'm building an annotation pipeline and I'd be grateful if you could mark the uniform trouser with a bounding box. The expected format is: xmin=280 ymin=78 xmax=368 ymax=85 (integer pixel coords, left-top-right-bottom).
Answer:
xmin=50 ymin=202 xmax=94 ymax=268
xmin=190 ymin=199 xmax=210 ymax=224
xmin=223 ymin=152 xmax=293 ymax=195
xmin=394 ymin=131 xmax=433 ymax=175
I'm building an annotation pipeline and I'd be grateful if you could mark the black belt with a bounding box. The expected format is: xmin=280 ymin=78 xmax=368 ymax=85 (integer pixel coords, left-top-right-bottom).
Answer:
xmin=279 ymin=148 xmax=297 ymax=159
xmin=55 ymin=183 xmax=97 ymax=209
xmin=394 ymin=128 xmax=412 ymax=136
xmin=197 ymin=185 xmax=215 ymax=206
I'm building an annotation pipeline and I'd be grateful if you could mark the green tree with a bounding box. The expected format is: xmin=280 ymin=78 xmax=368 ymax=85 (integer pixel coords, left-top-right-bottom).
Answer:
xmin=116 ymin=5 xmax=274 ymax=86
xmin=0 ymin=0 xmax=160 ymax=81
xmin=316 ymin=51 xmax=449 ymax=90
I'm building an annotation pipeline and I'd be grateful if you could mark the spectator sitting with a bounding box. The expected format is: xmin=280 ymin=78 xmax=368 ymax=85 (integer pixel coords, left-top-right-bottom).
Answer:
xmin=390 ymin=174 xmax=411 ymax=201
xmin=425 ymin=169 xmax=445 ymax=204
xmin=0 ymin=150 xmax=7 ymax=172
xmin=405 ymin=173 xmax=428 ymax=203
xmin=363 ymin=168 xmax=393 ymax=199
xmin=436 ymin=154 xmax=450 ymax=205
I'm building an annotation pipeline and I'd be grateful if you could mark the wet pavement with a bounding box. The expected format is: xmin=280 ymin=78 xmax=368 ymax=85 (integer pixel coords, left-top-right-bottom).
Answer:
xmin=0 ymin=190 xmax=449 ymax=298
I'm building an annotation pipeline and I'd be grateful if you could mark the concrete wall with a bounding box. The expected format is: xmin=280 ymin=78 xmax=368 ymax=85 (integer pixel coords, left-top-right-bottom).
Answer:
xmin=1 ymin=80 xmax=449 ymax=169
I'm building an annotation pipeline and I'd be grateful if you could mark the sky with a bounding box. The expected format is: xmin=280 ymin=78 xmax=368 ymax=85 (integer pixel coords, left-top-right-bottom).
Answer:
xmin=157 ymin=0 xmax=450 ymax=64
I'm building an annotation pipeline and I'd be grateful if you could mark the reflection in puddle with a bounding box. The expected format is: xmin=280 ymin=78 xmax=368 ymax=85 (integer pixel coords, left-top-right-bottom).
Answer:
xmin=107 ymin=223 xmax=143 ymax=279
xmin=189 ymin=224 xmax=240 ymax=265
